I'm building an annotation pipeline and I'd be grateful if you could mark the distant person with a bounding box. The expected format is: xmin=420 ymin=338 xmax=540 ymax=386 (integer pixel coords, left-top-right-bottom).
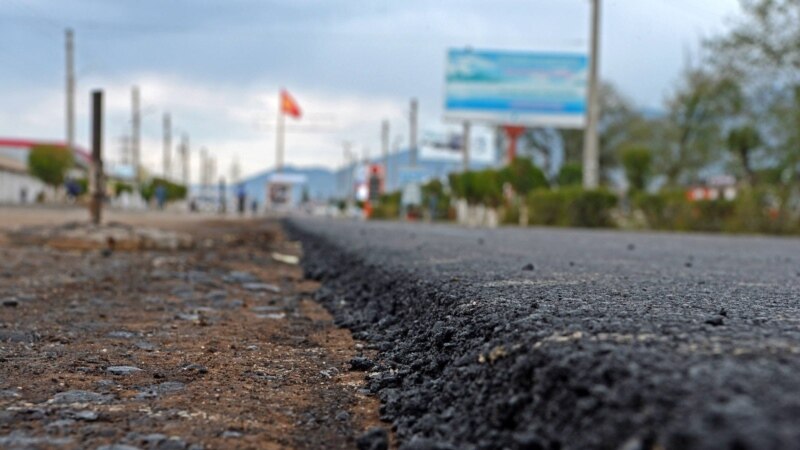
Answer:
xmin=236 ymin=185 xmax=247 ymax=216
xmin=155 ymin=185 xmax=167 ymax=210
xmin=19 ymin=187 xmax=27 ymax=204
xmin=190 ymin=198 xmax=198 ymax=212
xmin=65 ymin=179 xmax=80 ymax=202
xmin=250 ymin=199 xmax=258 ymax=215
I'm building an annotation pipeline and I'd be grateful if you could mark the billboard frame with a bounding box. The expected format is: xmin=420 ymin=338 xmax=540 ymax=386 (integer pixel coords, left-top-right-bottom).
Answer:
xmin=443 ymin=48 xmax=589 ymax=129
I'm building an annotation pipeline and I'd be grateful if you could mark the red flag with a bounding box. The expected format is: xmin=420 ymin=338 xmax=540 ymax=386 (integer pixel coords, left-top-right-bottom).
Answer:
xmin=280 ymin=90 xmax=302 ymax=119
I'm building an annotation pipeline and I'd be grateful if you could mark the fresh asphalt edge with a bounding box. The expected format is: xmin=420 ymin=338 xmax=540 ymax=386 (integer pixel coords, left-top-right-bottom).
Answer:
xmin=284 ymin=219 xmax=799 ymax=450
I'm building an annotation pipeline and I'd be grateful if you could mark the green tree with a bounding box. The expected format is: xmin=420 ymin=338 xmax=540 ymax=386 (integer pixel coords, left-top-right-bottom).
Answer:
xmin=705 ymin=0 xmax=800 ymax=183
xmin=726 ymin=125 xmax=761 ymax=185
xmin=27 ymin=145 xmax=73 ymax=189
xmin=498 ymin=157 xmax=548 ymax=196
xmin=533 ymin=82 xmax=647 ymax=183
xmin=653 ymin=68 xmax=742 ymax=186
xmin=620 ymin=146 xmax=653 ymax=193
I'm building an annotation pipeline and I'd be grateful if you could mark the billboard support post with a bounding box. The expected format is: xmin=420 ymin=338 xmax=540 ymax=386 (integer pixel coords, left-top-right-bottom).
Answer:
xmin=503 ymin=126 xmax=525 ymax=164
xmin=409 ymin=98 xmax=418 ymax=168
xmin=583 ymin=0 xmax=602 ymax=189
xmin=462 ymin=121 xmax=471 ymax=172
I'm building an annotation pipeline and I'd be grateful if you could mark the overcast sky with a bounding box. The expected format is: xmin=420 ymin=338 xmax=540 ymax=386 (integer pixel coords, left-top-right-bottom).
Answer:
xmin=0 ymin=0 xmax=742 ymax=180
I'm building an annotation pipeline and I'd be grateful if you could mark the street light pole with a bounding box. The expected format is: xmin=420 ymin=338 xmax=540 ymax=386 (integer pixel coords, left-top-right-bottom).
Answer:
xmin=582 ymin=0 xmax=601 ymax=189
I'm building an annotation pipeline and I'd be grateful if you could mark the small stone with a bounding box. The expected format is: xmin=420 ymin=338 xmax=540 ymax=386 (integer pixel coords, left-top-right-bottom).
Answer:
xmin=181 ymin=364 xmax=208 ymax=375
xmin=156 ymin=438 xmax=189 ymax=450
xmin=685 ymin=261 xmax=693 ymax=268
xmin=349 ymin=357 xmax=375 ymax=371
xmin=223 ymin=271 xmax=258 ymax=284
xmin=175 ymin=313 xmax=200 ymax=321
xmin=52 ymin=390 xmax=110 ymax=404
xmin=70 ymin=410 xmax=99 ymax=421
xmin=2 ymin=298 xmax=18 ymax=307
xmin=242 ymin=282 xmax=281 ymax=293
xmin=335 ymin=411 xmax=350 ymax=422
xmin=97 ymin=445 xmax=141 ymax=450
xmin=107 ymin=366 xmax=143 ymax=376
xmin=522 ymin=263 xmax=535 ymax=271
xmin=205 ymin=290 xmax=227 ymax=302
xmin=719 ymin=308 xmax=728 ymax=317
xmin=627 ymin=243 xmax=635 ymax=251
xmin=107 ymin=331 xmax=136 ymax=339
xmin=46 ymin=419 xmax=76 ymax=430
xmin=705 ymin=317 xmax=724 ymax=326
xmin=356 ymin=428 xmax=388 ymax=450
xmin=221 ymin=431 xmax=243 ymax=438
xmin=255 ymin=313 xmax=285 ymax=320
xmin=134 ymin=341 xmax=156 ymax=351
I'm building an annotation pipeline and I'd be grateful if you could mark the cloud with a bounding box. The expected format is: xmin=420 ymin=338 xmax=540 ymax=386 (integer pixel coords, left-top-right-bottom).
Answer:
xmin=0 ymin=72 xmax=409 ymax=180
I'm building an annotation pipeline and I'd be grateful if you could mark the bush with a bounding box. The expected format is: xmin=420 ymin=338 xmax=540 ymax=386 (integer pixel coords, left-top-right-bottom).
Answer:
xmin=421 ymin=179 xmax=452 ymax=220
xmin=620 ymin=146 xmax=652 ymax=192
xmin=633 ymin=189 xmax=800 ymax=234
xmin=557 ymin=163 xmax=583 ymax=187
xmin=528 ymin=188 xmax=618 ymax=228
xmin=527 ymin=190 xmax=570 ymax=226
xmin=498 ymin=157 xmax=548 ymax=195
xmin=140 ymin=178 xmax=187 ymax=202
xmin=370 ymin=192 xmax=401 ymax=220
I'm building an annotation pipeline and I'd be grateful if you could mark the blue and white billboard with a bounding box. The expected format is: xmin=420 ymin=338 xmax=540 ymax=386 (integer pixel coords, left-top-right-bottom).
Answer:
xmin=444 ymin=49 xmax=588 ymax=128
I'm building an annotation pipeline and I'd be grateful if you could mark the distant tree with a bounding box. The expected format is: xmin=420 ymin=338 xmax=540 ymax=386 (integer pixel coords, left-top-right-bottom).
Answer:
xmin=557 ymin=163 xmax=583 ymax=187
xmin=27 ymin=145 xmax=73 ymax=189
xmin=705 ymin=0 xmax=800 ymax=183
xmin=652 ymin=67 xmax=742 ymax=186
xmin=540 ymin=82 xmax=647 ymax=184
xmin=726 ymin=125 xmax=762 ymax=185
xmin=620 ymin=146 xmax=653 ymax=193
xmin=140 ymin=177 xmax=187 ymax=202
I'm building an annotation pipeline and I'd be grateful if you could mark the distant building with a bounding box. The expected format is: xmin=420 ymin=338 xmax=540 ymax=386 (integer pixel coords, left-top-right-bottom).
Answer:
xmin=0 ymin=138 xmax=90 ymax=204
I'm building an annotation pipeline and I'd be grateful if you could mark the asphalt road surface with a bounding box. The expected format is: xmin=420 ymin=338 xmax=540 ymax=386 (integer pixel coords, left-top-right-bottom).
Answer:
xmin=287 ymin=218 xmax=800 ymax=450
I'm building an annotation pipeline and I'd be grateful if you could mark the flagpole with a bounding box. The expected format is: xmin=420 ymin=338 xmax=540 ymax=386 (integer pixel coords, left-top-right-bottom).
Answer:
xmin=275 ymin=91 xmax=285 ymax=173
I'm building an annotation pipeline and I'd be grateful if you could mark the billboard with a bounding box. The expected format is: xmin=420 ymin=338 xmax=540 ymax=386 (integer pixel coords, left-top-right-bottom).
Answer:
xmin=444 ymin=49 xmax=588 ymax=128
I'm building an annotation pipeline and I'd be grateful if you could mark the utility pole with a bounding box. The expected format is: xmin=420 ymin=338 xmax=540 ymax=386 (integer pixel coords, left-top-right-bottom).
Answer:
xmin=180 ymin=134 xmax=190 ymax=188
xmin=163 ymin=113 xmax=171 ymax=179
xmin=131 ymin=86 xmax=141 ymax=184
xmin=342 ymin=141 xmax=354 ymax=208
xmin=230 ymin=156 xmax=241 ymax=185
xmin=462 ymin=121 xmax=471 ymax=173
xmin=391 ymin=136 xmax=402 ymax=192
xmin=89 ymin=90 xmax=104 ymax=225
xmin=582 ymin=0 xmax=601 ymax=189
xmin=65 ymin=29 xmax=75 ymax=154
xmin=381 ymin=120 xmax=390 ymax=170
xmin=200 ymin=147 xmax=208 ymax=196
xmin=409 ymin=98 xmax=418 ymax=167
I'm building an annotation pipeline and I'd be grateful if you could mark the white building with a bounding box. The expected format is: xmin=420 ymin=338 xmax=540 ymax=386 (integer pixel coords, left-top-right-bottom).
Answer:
xmin=0 ymin=138 xmax=90 ymax=204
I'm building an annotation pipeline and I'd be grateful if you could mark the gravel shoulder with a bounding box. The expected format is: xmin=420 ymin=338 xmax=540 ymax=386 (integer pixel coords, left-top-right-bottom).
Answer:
xmin=287 ymin=217 xmax=800 ymax=450
xmin=0 ymin=216 xmax=389 ymax=449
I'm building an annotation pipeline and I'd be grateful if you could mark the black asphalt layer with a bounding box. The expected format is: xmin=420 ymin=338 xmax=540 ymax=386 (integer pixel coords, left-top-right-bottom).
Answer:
xmin=285 ymin=218 xmax=800 ymax=450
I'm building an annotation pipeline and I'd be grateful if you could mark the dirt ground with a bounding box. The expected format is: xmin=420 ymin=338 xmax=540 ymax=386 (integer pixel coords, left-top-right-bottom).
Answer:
xmin=0 ymin=209 xmax=389 ymax=449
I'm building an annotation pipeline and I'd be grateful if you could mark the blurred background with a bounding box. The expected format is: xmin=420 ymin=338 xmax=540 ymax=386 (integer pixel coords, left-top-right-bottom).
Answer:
xmin=3 ymin=0 xmax=800 ymax=234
